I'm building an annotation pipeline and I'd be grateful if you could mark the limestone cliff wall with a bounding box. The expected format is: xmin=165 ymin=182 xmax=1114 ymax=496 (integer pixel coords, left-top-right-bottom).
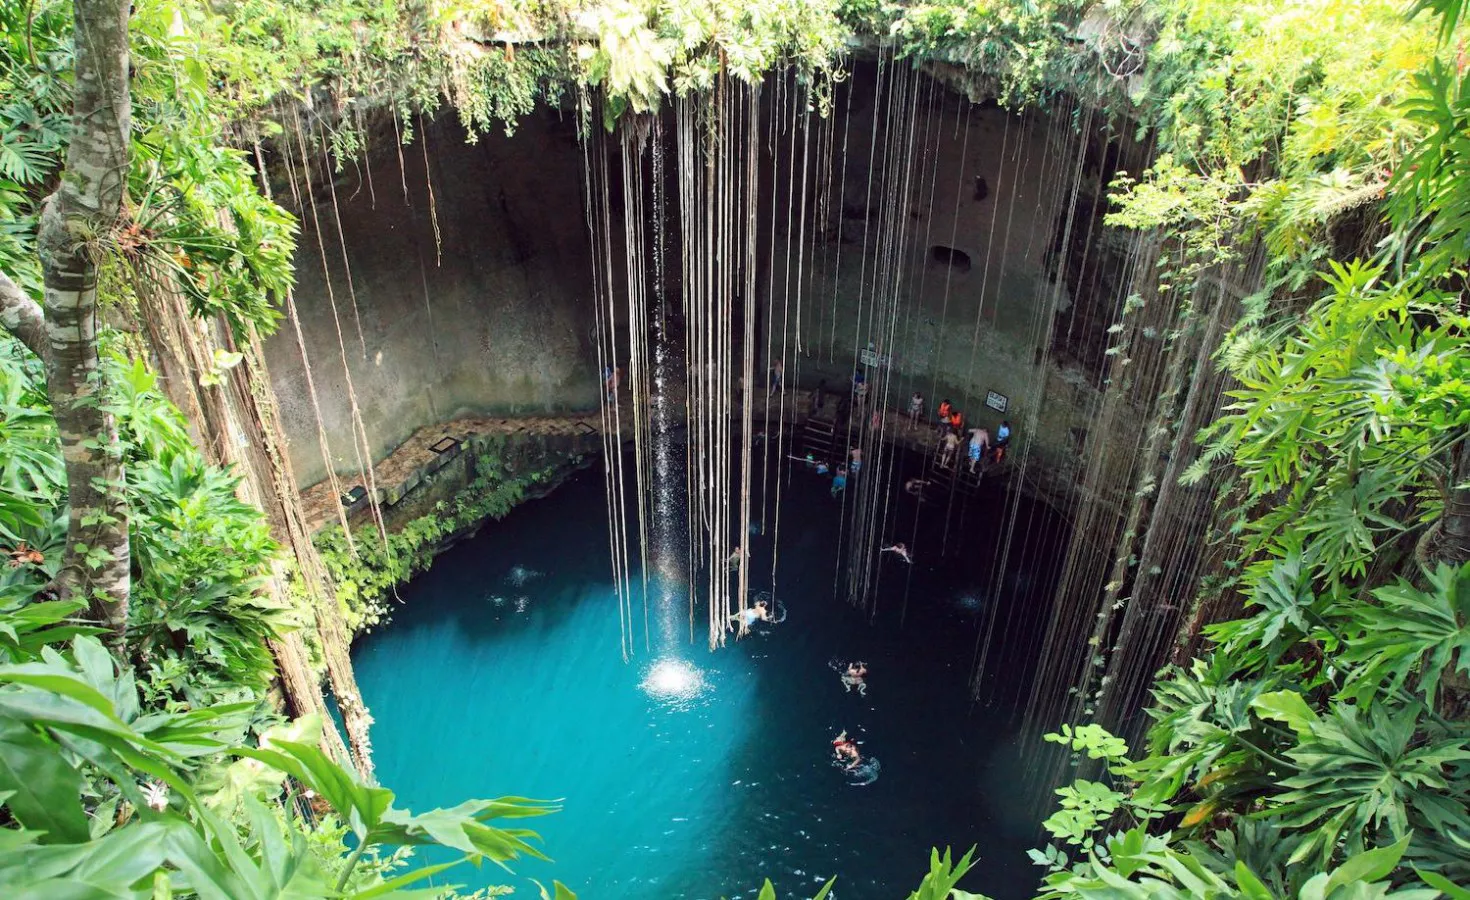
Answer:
xmin=269 ymin=71 xmax=1128 ymax=504
xmin=265 ymin=110 xmax=601 ymax=488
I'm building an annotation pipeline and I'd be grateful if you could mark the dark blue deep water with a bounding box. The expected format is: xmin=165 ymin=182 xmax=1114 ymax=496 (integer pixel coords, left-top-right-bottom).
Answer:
xmin=351 ymin=447 xmax=1068 ymax=899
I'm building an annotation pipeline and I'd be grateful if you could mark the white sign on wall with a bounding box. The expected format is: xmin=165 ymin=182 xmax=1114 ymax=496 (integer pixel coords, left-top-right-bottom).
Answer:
xmin=985 ymin=390 xmax=1009 ymax=413
xmin=859 ymin=348 xmax=890 ymax=369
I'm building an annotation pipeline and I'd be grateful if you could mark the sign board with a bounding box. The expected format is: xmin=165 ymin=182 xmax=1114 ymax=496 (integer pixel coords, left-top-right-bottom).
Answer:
xmin=859 ymin=348 xmax=890 ymax=369
xmin=985 ymin=390 xmax=1009 ymax=413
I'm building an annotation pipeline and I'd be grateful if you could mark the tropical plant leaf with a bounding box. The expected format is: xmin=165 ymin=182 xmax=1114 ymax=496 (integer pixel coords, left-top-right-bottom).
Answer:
xmin=0 ymin=718 xmax=88 ymax=843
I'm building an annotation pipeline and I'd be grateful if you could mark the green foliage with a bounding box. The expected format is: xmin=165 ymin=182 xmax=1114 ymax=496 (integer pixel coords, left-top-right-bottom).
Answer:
xmin=1385 ymin=58 xmax=1470 ymax=284
xmin=1033 ymin=22 xmax=1470 ymax=879
xmin=884 ymin=0 xmax=1088 ymax=107
xmin=316 ymin=442 xmax=562 ymax=634
xmin=1 ymin=336 xmax=296 ymax=710
xmin=0 ymin=1 xmax=301 ymax=334
xmin=1109 ymin=0 xmax=1442 ymax=295
xmin=1192 ymin=261 xmax=1470 ymax=596
xmin=1273 ymin=702 xmax=1465 ymax=866
xmin=0 ymin=0 xmax=70 ymax=292
xmin=452 ymin=47 xmax=569 ymax=139
xmin=1341 ymin=564 xmax=1470 ymax=708
xmin=0 ymin=621 xmax=557 ymax=898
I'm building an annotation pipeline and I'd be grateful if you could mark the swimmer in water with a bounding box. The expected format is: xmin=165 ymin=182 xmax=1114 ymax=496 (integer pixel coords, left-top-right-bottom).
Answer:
xmin=842 ymin=661 xmax=869 ymax=696
xmin=881 ymin=542 xmax=914 ymax=564
xmin=904 ymin=477 xmax=930 ymax=498
xmin=832 ymin=731 xmax=862 ymax=770
xmin=729 ymin=599 xmax=770 ymax=629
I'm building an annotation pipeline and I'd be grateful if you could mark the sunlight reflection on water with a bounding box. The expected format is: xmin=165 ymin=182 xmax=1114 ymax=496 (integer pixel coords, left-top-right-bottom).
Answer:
xmin=638 ymin=657 xmax=709 ymax=708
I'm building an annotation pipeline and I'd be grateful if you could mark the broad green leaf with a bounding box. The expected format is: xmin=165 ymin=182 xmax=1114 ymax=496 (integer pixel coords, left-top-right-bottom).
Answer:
xmin=1416 ymin=868 xmax=1470 ymax=899
xmin=1324 ymin=834 xmax=1410 ymax=892
xmin=1251 ymin=690 xmax=1319 ymax=736
xmin=1232 ymin=860 xmax=1273 ymax=900
xmin=349 ymin=861 xmax=462 ymax=900
xmin=0 ymin=718 xmax=88 ymax=843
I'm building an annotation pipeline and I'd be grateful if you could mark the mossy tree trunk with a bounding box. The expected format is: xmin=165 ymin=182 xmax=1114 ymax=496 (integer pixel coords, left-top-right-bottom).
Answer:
xmin=0 ymin=0 xmax=132 ymax=654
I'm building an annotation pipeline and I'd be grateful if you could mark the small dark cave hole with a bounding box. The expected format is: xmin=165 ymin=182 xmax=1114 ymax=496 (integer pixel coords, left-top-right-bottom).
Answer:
xmin=930 ymin=245 xmax=971 ymax=272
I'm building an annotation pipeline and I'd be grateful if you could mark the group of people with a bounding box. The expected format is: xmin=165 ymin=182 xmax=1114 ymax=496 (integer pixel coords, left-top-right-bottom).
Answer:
xmin=800 ymin=445 xmax=867 ymax=498
xmin=832 ymin=658 xmax=870 ymax=771
xmin=923 ymin=397 xmax=1010 ymax=474
xmin=847 ymin=384 xmax=1015 ymax=476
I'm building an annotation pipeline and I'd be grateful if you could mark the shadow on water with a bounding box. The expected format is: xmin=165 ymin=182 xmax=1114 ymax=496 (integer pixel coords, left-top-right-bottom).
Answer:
xmin=352 ymin=445 xmax=1068 ymax=899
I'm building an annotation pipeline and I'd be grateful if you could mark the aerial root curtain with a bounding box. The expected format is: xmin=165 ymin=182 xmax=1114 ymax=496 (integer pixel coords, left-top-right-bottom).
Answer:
xmin=583 ymin=76 xmax=764 ymax=654
xmin=578 ymin=60 xmax=1244 ymax=801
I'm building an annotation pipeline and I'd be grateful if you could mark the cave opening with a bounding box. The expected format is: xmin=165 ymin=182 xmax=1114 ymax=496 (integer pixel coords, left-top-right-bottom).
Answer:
xmin=7 ymin=2 xmax=1465 ymax=898
xmin=930 ymin=245 xmax=973 ymax=272
xmin=275 ymin=60 xmax=1163 ymax=899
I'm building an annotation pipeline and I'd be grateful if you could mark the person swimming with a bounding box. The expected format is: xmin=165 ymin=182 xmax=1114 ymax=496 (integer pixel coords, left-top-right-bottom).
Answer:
xmin=881 ymin=542 xmax=913 ymax=564
xmin=832 ymin=731 xmax=862 ymax=770
xmin=729 ymin=599 xmax=770 ymax=629
xmin=904 ymin=477 xmax=929 ymax=497
xmin=842 ymin=660 xmax=869 ymax=696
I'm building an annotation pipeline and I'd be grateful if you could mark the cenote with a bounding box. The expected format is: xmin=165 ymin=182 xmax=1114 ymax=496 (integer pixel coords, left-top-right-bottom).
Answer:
xmin=352 ymin=451 xmax=1069 ymax=898
xmin=10 ymin=2 xmax=1466 ymax=898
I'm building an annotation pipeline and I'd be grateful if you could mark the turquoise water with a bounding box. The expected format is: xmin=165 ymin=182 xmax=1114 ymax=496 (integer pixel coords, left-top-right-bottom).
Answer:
xmin=352 ymin=454 xmax=1065 ymax=898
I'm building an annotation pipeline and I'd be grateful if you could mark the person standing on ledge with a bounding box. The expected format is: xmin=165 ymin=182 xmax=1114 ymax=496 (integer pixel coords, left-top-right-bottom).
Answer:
xmin=994 ymin=420 xmax=1012 ymax=462
xmin=770 ymin=359 xmax=784 ymax=396
xmin=968 ymin=427 xmax=990 ymax=473
xmin=832 ymin=465 xmax=848 ymax=497
xmin=940 ymin=429 xmax=960 ymax=468
xmin=908 ymin=391 xmax=924 ymax=427
xmin=727 ymin=544 xmax=748 ymax=572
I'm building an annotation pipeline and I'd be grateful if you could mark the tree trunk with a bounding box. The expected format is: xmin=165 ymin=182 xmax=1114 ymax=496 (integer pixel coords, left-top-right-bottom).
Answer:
xmin=1437 ymin=441 xmax=1470 ymax=567
xmin=226 ymin=325 xmax=375 ymax=781
xmin=133 ymin=265 xmax=355 ymax=769
xmin=0 ymin=274 xmax=49 ymax=359
xmin=34 ymin=0 xmax=133 ymax=653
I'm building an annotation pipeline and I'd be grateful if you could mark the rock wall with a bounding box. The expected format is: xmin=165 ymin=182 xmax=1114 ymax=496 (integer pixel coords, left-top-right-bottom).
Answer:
xmin=766 ymin=67 xmax=1128 ymax=488
xmin=269 ymin=68 xmax=1129 ymax=506
xmin=265 ymin=109 xmax=601 ymax=488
